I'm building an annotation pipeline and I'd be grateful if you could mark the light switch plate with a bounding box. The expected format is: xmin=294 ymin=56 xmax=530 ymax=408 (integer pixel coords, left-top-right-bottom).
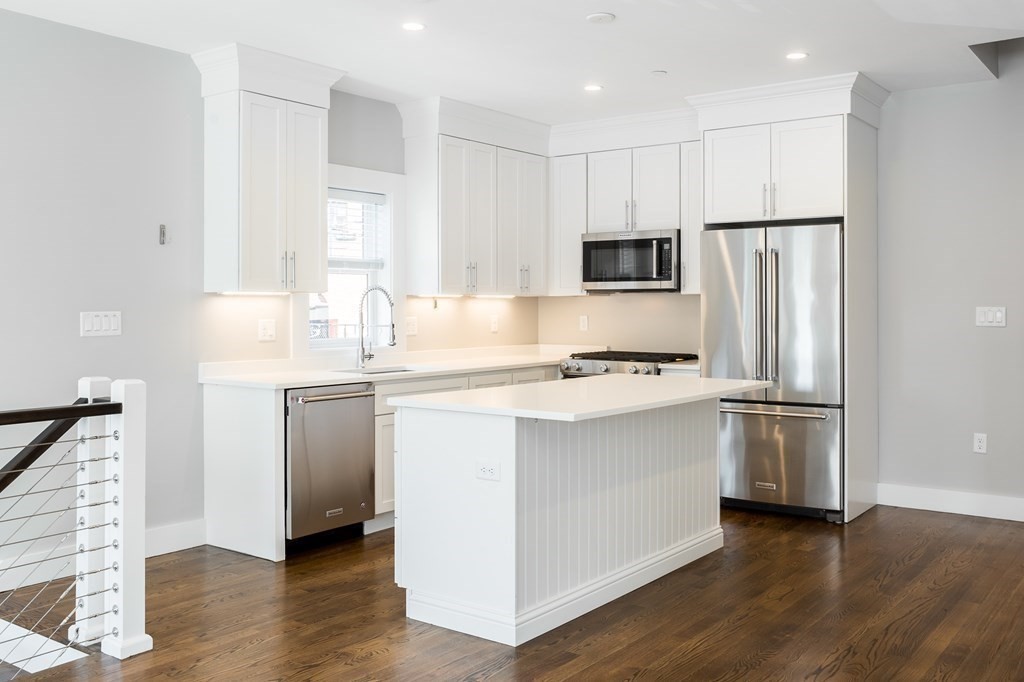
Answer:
xmin=406 ymin=316 xmax=418 ymax=336
xmin=80 ymin=311 xmax=121 ymax=337
xmin=257 ymin=319 xmax=276 ymax=342
xmin=976 ymin=306 xmax=1006 ymax=327
xmin=579 ymin=315 xmax=589 ymax=331
xmin=490 ymin=315 xmax=499 ymax=333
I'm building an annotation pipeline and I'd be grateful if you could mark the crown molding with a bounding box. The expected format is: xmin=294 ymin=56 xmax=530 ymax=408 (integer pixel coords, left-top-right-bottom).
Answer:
xmin=686 ymin=72 xmax=890 ymax=130
xmin=398 ymin=96 xmax=550 ymax=156
xmin=549 ymin=107 xmax=699 ymax=156
xmin=192 ymin=44 xmax=345 ymax=109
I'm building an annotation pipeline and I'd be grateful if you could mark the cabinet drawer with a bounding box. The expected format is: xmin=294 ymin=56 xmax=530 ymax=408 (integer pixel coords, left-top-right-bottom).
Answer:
xmin=469 ymin=372 xmax=513 ymax=389
xmin=513 ymin=367 xmax=554 ymax=384
xmin=375 ymin=376 xmax=469 ymax=415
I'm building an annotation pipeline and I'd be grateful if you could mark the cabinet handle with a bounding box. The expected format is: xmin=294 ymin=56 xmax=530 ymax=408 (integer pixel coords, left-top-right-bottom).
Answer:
xmin=466 ymin=263 xmax=472 ymax=293
xmin=762 ymin=184 xmax=768 ymax=217
xmin=633 ymin=199 xmax=637 ymax=230
xmin=680 ymin=262 xmax=686 ymax=290
xmin=625 ymin=200 xmax=629 ymax=230
xmin=772 ymin=182 xmax=777 ymax=217
xmin=472 ymin=262 xmax=478 ymax=292
xmin=281 ymin=253 xmax=286 ymax=288
xmin=526 ymin=265 xmax=530 ymax=292
xmin=518 ymin=266 xmax=523 ymax=292
xmin=290 ymin=251 xmax=296 ymax=289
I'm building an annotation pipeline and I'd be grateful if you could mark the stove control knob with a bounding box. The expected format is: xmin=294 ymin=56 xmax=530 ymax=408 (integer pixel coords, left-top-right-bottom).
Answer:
xmin=598 ymin=363 xmax=609 ymax=373
xmin=560 ymin=362 xmax=570 ymax=371
xmin=628 ymin=365 xmax=639 ymax=374
xmin=640 ymin=366 xmax=652 ymax=375
xmin=572 ymin=363 xmax=582 ymax=372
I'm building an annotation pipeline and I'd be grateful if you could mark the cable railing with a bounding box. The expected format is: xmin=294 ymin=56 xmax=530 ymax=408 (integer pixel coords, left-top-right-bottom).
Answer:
xmin=0 ymin=378 xmax=151 ymax=678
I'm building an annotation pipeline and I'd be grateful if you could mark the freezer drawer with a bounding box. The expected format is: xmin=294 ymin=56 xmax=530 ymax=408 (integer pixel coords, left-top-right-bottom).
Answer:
xmin=286 ymin=383 xmax=375 ymax=539
xmin=719 ymin=403 xmax=841 ymax=511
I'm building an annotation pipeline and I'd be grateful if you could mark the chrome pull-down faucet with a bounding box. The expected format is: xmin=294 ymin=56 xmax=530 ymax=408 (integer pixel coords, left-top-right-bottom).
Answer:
xmin=358 ymin=286 xmax=396 ymax=368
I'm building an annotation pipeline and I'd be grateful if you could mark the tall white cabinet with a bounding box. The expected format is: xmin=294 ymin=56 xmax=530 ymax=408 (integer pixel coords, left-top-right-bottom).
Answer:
xmin=192 ymin=44 xmax=342 ymax=294
xmin=497 ymin=148 xmax=547 ymax=295
xmin=439 ymin=136 xmax=498 ymax=295
xmin=547 ymin=155 xmax=587 ymax=296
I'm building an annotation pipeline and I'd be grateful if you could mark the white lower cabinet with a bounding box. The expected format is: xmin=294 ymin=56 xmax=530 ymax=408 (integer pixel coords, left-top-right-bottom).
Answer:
xmin=513 ymin=367 xmax=555 ymax=384
xmin=374 ymin=414 xmax=396 ymax=514
xmin=469 ymin=372 xmax=513 ymax=389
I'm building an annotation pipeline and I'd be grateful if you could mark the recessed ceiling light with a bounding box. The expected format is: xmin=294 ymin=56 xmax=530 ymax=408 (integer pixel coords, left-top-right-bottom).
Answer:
xmin=584 ymin=84 xmax=604 ymax=92
xmin=402 ymin=22 xmax=426 ymax=31
xmin=650 ymin=70 xmax=669 ymax=77
xmin=586 ymin=12 xmax=616 ymax=23
xmin=786 ymin=52 xmax=808 ymax=60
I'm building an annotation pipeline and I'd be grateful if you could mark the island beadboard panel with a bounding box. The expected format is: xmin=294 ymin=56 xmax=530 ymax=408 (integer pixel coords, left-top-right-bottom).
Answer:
xmin=514 ymin=399 xmax=719 ymax=614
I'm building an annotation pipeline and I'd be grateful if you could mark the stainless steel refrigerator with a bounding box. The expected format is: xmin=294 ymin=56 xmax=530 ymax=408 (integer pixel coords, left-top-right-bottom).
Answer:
xmin=701 ymin=221 xmax=843 ymax=520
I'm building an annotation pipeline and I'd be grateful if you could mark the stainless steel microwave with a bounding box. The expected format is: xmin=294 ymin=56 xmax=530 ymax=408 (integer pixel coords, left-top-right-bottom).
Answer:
xmin=581 ymin=229 xmax=680 ymax=292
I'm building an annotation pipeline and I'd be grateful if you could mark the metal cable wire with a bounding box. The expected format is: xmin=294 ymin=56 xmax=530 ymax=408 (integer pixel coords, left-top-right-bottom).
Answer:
xmin=0 ymin=434 xmax=111 ymax=453
xmin=0 ymin=477 xmax=114 ymax=504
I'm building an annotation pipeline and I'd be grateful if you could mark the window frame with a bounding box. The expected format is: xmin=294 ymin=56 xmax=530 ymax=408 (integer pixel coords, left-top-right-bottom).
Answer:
xmin=291 ymin=164 xmax=405 ymax=358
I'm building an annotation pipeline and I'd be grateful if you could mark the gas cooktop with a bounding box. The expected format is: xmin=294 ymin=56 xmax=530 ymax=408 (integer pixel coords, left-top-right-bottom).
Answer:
xmin=560 ymin=350 xmax=698 ymax=377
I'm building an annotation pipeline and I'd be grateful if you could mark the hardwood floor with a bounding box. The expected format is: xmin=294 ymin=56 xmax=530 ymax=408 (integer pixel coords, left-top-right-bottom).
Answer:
xmin=22 ymin=506 xmax=1024 ymax=681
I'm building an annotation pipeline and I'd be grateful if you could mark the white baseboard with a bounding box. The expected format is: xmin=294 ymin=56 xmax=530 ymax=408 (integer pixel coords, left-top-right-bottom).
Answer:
xmin=878 ymin=483 xmax=1024 ymax=523
xmin=145 ymin=518 xmax=206 ymax=558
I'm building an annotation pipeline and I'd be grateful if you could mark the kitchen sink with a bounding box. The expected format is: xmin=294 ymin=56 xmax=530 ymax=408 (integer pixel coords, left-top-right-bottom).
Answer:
xmin=333 ymin=366 xmax=417 ymax=375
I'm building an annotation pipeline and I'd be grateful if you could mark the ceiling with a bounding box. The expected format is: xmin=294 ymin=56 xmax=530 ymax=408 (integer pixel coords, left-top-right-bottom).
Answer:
xmin=1 ymin=0 xmax=1021 ymax=125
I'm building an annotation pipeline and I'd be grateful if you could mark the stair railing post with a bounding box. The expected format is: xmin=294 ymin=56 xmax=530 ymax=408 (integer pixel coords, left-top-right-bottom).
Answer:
xmin=100 ymin=379 xmax=152 ymax=659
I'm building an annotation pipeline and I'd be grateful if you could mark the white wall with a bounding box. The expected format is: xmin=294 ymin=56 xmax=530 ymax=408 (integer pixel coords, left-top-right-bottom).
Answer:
xmin=538 ymin=295 xmax=701 ymax=353
xmin=405 ymin=297 xmax=539 ymax=351
xmin=878 ymin=39 xmax=1024 ymax=509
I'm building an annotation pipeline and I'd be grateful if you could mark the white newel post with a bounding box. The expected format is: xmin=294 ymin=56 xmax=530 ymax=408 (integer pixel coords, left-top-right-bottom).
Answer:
xmin=101 ymin=379 xmax=153 ymax=659
xmin=72 ymin=377 xmax=112 ymax=644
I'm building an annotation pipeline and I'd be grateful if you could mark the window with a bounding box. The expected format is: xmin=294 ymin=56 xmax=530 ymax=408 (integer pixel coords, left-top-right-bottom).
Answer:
xmin=309 ymin=187 xmax=392 ymax=348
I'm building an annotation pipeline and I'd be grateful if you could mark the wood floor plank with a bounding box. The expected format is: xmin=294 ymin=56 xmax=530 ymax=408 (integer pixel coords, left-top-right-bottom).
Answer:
xmin=13 ymin=506 xmax=1024 ymax=681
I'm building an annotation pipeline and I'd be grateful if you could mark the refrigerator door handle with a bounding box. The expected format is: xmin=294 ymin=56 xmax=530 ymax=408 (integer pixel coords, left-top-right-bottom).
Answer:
xmin=720 ymin=407 xmax=829 ymax=421
xmin=770 ymin=247 xmax=780 ymax=382
xmin=754 ymin=248 xmax=765 ymax=380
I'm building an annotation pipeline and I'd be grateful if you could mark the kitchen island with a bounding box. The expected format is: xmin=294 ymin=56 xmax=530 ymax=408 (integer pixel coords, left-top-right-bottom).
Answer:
xmin=390 ymin=373 xmax=770 ymax=646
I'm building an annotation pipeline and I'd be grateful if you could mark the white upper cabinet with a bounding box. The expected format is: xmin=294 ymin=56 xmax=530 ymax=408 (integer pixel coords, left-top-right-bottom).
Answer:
xmin=204 ymin=90 xmax=327 ymax=293
xmin=497 ymin=148 xmax=548 ymax=295
xmin=770 ymin=117 xmax=845 ymax=220
xmin=547 ymin=154 xmax=587 ymax=296
xmin=703 ymin=116 xmax=844 ymax=223
xmin=587 ymin=149 xmax=633 ymax=232
xmin=438 ymin=135 xmax=497 ymax=294
xmin=703 ymin=124 xmax=771 ymax=224
xmin=632 ymin=144 xmax=681 ymax=231
xmin=588 ymin=144 xmax=681 ymax=233
xmin=679 ymin=140 xmax=701 ymax=295
xmin=193 ymin=45 xmax=339 ymax=294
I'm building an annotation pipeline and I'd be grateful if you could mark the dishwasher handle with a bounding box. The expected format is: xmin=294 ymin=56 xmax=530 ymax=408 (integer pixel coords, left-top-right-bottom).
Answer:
xmin=294 ymin=391 xmax=375 ymax=404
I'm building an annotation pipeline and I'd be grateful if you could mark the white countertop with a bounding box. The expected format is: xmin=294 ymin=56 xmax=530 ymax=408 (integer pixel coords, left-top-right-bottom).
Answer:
xmin=198 ymin=345 xmax=598 ymax=390
xmin=388 ymin=374 xmax=770 ymax=422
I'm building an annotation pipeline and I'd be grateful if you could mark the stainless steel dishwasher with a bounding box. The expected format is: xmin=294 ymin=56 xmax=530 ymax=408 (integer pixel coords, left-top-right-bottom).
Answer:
xmin=285 ymin=383 xmax=374 ymax=539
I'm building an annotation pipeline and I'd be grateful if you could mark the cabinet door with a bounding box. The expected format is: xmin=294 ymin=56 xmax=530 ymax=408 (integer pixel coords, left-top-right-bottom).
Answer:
xmin=587 ymin=149 xmax=633 ymax=232
xmin=679 ymin=140 xmax=702 ymax=294
xmin=512 ymin=367 xmax=553 ymax=384
xmin=548 ymin=155 xmax=587 ymax=296
xmin=496 ymin=148 xmax=522 ymax=294
xmin=468 ymin=141 xmax=497 ymax=294
xmin=703 ymin=124 xmax=771 ymax=224
xmin=520 ymin=153 xmax=547 ymax=294
xmin=438 ymin=135 xmax=471 ymax=293
xmin=374 ymin=414 xmax=395 ymax=514
xmin=468 ymin=372 xmax=513 ymax=389
xmin=239 ymin=92 xmax=287 ymax=291
xmin=771 ymin=116 xmax=844 ymax=220
xmin=286 ymin=102 xmax=328 ymax=292
xmin=632 ymin=144 xmax=680 ymax=231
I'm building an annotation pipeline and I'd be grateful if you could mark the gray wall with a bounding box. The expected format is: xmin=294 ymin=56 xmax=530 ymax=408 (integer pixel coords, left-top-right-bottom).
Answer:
xmin=0 ymin=9 xmax=207 ymax=534
xmin=878 ymin=39 xmax=1024 ymax=497
xmin=328 ymin=90 xmax=404 ymax=174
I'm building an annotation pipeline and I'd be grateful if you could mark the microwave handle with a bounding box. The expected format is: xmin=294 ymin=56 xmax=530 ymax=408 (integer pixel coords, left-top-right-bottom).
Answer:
xmin=652 ymin=240 xmax=659 ymax=278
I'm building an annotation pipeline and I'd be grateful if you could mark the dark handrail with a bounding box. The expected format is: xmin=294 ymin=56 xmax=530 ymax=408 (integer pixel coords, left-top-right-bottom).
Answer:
xmin=0 ymin=398 xmax=123 ymax=494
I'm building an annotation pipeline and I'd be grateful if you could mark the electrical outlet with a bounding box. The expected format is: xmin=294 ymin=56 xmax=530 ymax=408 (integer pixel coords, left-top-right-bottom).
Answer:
xmin=476 ymin=459 xmax=501 ymax=481
xmin=973 ymin=433 xmax=987 ymax=454
xmin=490 ymin=314 xmax=499 ymax=333
xmin=406 ymin=316 xmax=418 ymax=336
xmin=579 ymin=315 xmax=589 ymax=331
xmin=257 ymin=319 xmax=276 ymax=342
